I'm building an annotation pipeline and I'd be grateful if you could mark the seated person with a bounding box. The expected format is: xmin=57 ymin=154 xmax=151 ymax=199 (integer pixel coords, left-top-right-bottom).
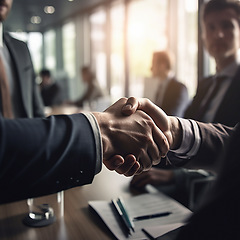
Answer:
xmin=144 ymin=51 xmax=189 ymax=117
xmin=68 ymin=66 xmax=106 ymax=108
xmin=39 ymin=69 xmax=62 ymax=107
xmin=131 ymin=0 xmax=240 ymax=209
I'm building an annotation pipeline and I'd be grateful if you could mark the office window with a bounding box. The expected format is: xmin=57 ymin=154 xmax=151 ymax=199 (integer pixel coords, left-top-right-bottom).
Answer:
xmin=90 ymin=9 xmax=107 ymax=90
xmin=110 ymin=1 xmax=125 ymax=101
xmin=28 ymin=32 xmax=43 ymax=73
xmin=62 ymin=21 xmax=76 ymax=79
xmin=176 ymin=0 xmax=198 ymax=97
xmin=10 ymin=32 xmax=28 ymax=42
xmin=10 ymin=32 xmax=42 ymax=73
xmin=44 ymin=30 xmax=56 ymax=71
xmin=62 ymin=21 xmax=76 ymax=99
xmin=127 ymin=0 xmax=168 ymax=97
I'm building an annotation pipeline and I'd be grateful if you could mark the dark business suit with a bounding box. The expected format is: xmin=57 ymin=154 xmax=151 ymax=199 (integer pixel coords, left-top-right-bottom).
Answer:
xmin=184 ymin=66 xmax=240 ymax=127
xmin=0 ymin=114 xmax=99 ymax=204
xmin=156 ymin=78 xmax=189 ymax=117
xmin=0 ymin=33 xmax=44 ymax=118
xmin=167 ymin=67 xmax=240 ymax=207
xmin=160 ymin=123 xmax=239 ymax=240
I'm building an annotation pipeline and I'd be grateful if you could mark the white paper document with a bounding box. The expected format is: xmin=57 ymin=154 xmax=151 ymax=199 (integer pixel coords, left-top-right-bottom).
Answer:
xmin=88 ymin=192 xmax=192 ymax=240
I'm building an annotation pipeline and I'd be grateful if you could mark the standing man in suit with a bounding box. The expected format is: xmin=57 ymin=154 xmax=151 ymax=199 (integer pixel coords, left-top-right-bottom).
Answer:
xmin=0 ymin=0 xmax=44 ymax=119
xmin=149 ymin=51 xmax=189 ymax=117
xmin=130 ymin=0 xmax=240 ymax=207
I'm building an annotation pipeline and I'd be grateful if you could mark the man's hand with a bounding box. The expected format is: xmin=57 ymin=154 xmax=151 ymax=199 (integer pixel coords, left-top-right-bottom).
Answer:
xmin=130 ymin=168 xmax=174 ymax=189
xmin=122 ymin=97 xmax=182 ymax=150
xmin=92 ymin=98 xmax=169 ymax=176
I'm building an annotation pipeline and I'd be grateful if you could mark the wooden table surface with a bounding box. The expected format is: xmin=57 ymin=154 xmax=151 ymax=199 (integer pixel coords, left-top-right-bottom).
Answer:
xmin=0 ymin=166 xmax=140 ymax=240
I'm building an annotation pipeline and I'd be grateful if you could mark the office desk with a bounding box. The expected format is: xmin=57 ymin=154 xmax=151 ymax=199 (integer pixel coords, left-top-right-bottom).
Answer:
xmin=0 ymin=167 xmax=138 ymax=240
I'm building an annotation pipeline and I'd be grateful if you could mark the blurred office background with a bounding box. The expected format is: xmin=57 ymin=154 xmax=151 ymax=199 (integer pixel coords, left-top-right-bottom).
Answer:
xmin=4 ymin=0 xmax=215 ymax=105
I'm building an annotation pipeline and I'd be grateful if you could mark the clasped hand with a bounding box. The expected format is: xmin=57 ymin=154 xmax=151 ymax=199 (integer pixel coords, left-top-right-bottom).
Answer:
xmin=93 ymin=97 xmax=172 ymax=176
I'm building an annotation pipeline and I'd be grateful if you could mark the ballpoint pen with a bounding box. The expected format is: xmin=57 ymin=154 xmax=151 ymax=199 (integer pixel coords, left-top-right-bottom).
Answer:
xmin=117 ymin=197 xmax=135 ymax=232
xmin=133 ymin=211 xmax=172 ymax=221
xmin=111 ymin=199 xmax=132 ymax=236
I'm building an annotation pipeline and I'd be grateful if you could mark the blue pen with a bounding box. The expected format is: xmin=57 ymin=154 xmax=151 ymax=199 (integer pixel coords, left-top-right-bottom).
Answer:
xmin=117 ymin=197 xmax=135 ymax=232
xmin=111 ymin=199 xmax=132 ymax=235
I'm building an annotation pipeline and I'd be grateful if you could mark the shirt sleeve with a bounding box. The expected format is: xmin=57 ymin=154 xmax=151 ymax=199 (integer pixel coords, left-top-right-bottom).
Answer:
xmin=82 ymin=112 xmax=103 ymax=175
xmin=168 ymin=118 xmax=201 ymax=165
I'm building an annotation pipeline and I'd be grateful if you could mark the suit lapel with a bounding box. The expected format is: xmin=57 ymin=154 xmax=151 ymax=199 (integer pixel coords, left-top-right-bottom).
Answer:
xmin=4 ymin=33 xmax=28 ymax=116
xmin=214 ymin=66 xmax=240 ymax=124
xmin=184 ymin=76 xmax=213 ymax=120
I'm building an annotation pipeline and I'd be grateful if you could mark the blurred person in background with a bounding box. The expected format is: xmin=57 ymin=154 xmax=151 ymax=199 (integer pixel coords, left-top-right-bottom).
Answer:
xmin=130 ymin=0 xmax=240 ymax=209
xmin=0 ymin=0 xmax=44 ymax=119
xmin=39 ymin=68 xmax=62 ymax=107
xmin=68 ymin=66 xmax=106 ymax=109
xmin=145 ymin=51 xmax=189 ymax=117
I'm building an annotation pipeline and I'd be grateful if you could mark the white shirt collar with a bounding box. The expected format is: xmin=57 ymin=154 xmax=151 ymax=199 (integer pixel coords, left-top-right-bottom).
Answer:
xmin=217 ymin=60 xmax=239 ymax=78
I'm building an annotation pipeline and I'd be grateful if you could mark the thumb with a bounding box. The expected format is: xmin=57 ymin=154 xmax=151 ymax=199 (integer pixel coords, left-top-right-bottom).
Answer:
xmin=121 ymin=96 xmax=139 ymax=116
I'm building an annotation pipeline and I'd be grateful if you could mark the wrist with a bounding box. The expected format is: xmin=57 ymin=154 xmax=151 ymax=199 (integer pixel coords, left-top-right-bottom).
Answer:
xmin=169 ymin=116 xmax=182 ymax=150
xmin=92 ymin=112 xmax=111 ymax=159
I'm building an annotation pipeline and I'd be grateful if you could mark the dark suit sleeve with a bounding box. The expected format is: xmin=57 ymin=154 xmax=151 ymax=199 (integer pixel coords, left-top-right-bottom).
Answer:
xmin=168 ymin=122 xmax=234 ymax=170
xmin=0 ymin=114 xmax=100 ymax=203
xmin=192 ymin=122 xmax=233 ymax=167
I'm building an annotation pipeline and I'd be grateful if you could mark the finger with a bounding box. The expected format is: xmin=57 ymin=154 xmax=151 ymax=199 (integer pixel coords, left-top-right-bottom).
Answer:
xmin=121 ymin=96 xmax=139 ymax=116
xmin=104 ymin=97 xmax=127 ymax=113
xmin=103 ymin=155 xmax=124 ymax=171
xmin=115 ymin=154 xmax=137 ymax=175
xmin=146 ymin=138 xmax=161 ymax=165
xmin=137 ymin=98 xmax=169 ymax=132
xmin=152 ymin=124 xmax=170 ymax=159
xmin=123 ymin=161 xmax=141 ymax=177
xmin=135 ymin=165 xmax=144 ymax=175
xmin=138 ymin=151 xmax=152 ymax=171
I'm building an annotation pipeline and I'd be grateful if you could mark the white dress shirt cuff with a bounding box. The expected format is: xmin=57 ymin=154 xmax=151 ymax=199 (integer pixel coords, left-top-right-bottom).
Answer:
xmin=171 ymin=118 xmax=201 ymax=158
xmin=82 ymin=112 xmax=102 ymax=175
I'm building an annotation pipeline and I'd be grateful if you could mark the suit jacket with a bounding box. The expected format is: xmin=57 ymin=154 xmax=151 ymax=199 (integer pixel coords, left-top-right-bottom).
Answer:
xmin=0 ymin=114 xmax=99 ymax=204
xmin=168 ymin=121 xmax=234 ymax=171
xmin=161 ymin=123 xmax=240 ymax=240
xmin=0 ymin=33 xmax=44 ymax=118
xmin=184 ymin=66 xmax=240 ymax=127
xmin=156 ymin=78 xmax=189 ymax=117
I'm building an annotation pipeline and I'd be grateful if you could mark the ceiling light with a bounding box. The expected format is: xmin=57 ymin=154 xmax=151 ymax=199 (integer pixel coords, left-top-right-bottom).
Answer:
xmin=44 ymin=6 xmax=55 ymax=14
xmin=30 ymin=16 xmax=41 ymax=24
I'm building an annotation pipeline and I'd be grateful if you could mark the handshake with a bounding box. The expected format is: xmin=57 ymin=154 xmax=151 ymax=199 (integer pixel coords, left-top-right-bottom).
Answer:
xmin=93 ymin=97 xmax=181 ymax=177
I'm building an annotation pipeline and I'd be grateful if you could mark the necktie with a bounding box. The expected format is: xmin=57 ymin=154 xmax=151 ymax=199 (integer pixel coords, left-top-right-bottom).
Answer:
xmin=0 ymin=55 xmax=13 ymax=118
xmin=196 ymin=75 xmax=225 ymax=121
